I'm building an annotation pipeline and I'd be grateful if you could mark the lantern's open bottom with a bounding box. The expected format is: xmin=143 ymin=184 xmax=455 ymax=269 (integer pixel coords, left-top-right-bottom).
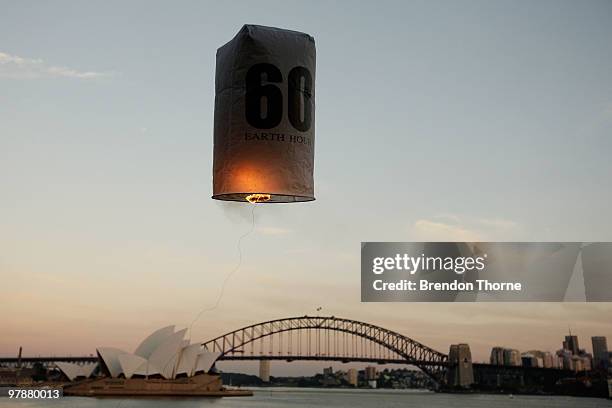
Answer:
xmin=212 ymin=193 xmax=315 ymax=203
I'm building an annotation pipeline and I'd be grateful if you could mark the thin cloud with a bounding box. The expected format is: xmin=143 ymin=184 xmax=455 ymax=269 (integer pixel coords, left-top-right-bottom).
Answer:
xmin=412 ymin=214 xmax=520 ymax=241
xmin=257 ymin=226 xmax=291 ymax=236
xmin=431 ymin=213 xmax=462 ymax=223
xmin=477 ymin=218 xmax=518 ymax=230
xmin=413 ymin=219 xmax=483 ymax=241
xmin=0 ymin=51 xmax=113 ymax=79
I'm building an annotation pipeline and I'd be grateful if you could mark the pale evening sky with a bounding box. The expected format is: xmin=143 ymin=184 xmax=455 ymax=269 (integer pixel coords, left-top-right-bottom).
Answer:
xmin=1 ymin=0 xmax=611 ymax=376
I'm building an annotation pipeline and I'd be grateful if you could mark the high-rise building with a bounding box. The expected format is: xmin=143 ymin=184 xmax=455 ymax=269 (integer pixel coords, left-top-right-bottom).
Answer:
xmin=557 ymin=349 xmax=574 ymax=370
xmin=259 ymin=360 xmax=270 ymax=383
xmin=564 ymin=334 xmax=580 ymax=355
xmin=552 ymin=353 xmax=563 ymax=369
xmin=504 ymin=349 xmax=521 ymax=366
xmin=526 ymin=350 xmax=554 ymax=368
xmin=572 ymin=355 xmax=584 ymax=372
xmin=490 ymin=347 xmax=521 ymax=366
xmin=521 ymin=353 xmax=538 ymax=368
xmin=544 ymin=352 xmax=554 ymax=368
xmin=490 ymin=347 xmax=505 ymax=365
xmin=573 ymin=355 xmax=591 ymax=372
xmin=592 ymin=336 xmax=609 ymax=369
xmin=582 ymin=355 xmax=592 ymax=371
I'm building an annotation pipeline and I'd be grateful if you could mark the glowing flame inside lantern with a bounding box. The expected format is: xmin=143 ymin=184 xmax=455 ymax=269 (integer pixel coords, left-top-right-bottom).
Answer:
xmin=245 ymin=193 xmax=271 ymax=204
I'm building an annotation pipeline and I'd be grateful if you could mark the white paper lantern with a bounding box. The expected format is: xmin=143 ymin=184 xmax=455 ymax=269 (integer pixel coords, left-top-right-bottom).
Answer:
xmin=212 ymin=25 xmax=316 ymax=203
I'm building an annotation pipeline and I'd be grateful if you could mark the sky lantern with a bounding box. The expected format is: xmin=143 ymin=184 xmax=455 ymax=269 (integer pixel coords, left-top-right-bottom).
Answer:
xmin=212 ymin=25 xmax=316 ymax=203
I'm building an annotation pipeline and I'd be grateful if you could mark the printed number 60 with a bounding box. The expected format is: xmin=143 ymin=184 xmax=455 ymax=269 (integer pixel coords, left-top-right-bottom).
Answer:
xmin=245 ymin=63 xmax=312 ymax=131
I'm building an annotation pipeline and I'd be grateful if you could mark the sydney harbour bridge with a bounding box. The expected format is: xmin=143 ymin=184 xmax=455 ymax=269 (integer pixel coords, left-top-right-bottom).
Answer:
xmin=201 ymin=316 xmax=449 ymax=382
xmin=0 ymin=316 xmax=451 ymax=383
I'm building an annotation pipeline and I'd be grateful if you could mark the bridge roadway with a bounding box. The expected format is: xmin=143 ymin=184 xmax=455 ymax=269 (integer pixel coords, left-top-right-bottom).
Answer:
xmin=0 ymin=356 xmax=96 ymax=370
xmin=0 ymin=355 xmax=445 ymax=367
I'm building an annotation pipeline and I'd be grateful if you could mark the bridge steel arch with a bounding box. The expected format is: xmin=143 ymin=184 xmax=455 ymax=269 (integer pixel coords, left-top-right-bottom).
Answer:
xmin=202 ymin=316 xmax=449 ymax=383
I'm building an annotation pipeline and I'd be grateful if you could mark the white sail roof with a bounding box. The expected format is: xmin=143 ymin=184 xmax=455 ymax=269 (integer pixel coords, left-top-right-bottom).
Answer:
xmin=175 ymin=343 xmax=202 ymax=377
xmin=133 ymin=360 xmax=161 ymax=377
xmin=96 ymin=326 xmax=215 ymax=379
xmin=147 ymin=328 xmax=188 ymax=379
xmin=194 ymin=351 xmax=221 ymax=374
xmin=55 ymin=362 xmax=97 ymax=381
xmin=97 ymin=347 xmax=129 ymax=378
xmin=80 ymin=362 xmax=98 ymax=378
xmin=118 ymin=353 xmax=148 ymax=379
xmin=134 ymin=325 xmax=175 ymax=359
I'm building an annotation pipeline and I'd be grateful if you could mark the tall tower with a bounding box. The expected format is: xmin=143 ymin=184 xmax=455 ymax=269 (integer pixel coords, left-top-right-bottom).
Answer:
xmin=592 ymin=336 xmax=609 ymax=369
xmin=447 ymin=344 xmax=474 ymax=388
xmin=259 ymin=360 xmax=270 ymax=383
xmin=490 ymin=347 xmax=504 ymax=365
xmin=564 ymin=332 xmax=580 ymax=355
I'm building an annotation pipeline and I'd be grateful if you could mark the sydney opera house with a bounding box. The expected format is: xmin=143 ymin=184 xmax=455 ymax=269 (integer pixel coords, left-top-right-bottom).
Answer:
xmin=56 ymin=326 xmax=250 ymax=397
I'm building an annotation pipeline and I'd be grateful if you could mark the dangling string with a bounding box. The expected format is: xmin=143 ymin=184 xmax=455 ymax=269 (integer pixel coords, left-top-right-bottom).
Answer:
xmin=95 ymin=203 xmax=257 ymax=394
xmin=153 ymin=204 xmax=257 ymax=379
xmin=187 ymin=203 xmax=258 ymax=341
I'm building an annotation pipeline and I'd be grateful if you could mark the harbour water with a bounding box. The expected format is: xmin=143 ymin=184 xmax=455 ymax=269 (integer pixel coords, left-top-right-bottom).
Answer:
xmin=1 ymin=388 xmax=611 ymax=408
